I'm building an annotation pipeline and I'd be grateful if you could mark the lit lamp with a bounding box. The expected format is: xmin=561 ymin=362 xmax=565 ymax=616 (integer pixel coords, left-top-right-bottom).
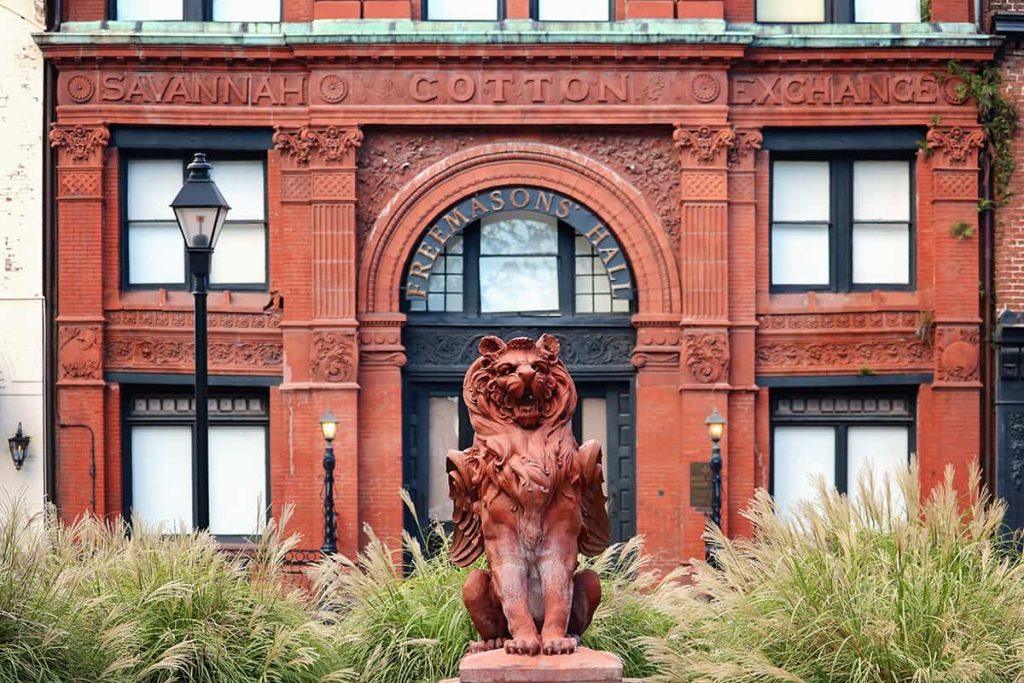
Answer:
xmin=170 ymin=152 xmax=230 ymax=530
xmin=8 ymin=423 xmax=29 ymax=471
xmin=704 ymin=408 xmax=726 ymax=566
xmin=320 ymin=410 xmax=339 ymax=555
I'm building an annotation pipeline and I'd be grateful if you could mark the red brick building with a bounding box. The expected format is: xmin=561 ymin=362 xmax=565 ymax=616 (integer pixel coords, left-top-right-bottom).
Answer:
xmin=37 ymin=0 xmax=991 ymax=564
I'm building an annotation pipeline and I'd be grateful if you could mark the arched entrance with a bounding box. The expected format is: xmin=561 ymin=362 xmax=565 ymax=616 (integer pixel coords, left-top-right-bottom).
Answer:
xmin=400 ymin=186 xmax=638 ymax=540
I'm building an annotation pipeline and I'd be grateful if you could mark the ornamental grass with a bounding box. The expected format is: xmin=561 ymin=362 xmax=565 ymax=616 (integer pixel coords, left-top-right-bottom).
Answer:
xmin=648 ymin=462 xmax=1024 ymax=683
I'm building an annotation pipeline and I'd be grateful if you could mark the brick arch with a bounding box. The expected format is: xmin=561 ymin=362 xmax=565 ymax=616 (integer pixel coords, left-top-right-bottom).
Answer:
xmin=359 ymin=142 xmax=681 ymax=316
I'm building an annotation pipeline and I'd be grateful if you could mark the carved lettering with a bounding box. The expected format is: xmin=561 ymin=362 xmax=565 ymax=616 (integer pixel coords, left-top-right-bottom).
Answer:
xmin=91 ymin=72 xmax=307 ymax=106
xmin=731 ymin=73 xmax=951 ymax=107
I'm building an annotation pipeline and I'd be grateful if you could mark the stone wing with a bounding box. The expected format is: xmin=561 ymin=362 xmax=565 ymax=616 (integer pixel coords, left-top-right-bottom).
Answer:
xmin=447 ymin=449 xmax=484 ymax=567
xmin=577 ymin=439 xmax=612 ymax=557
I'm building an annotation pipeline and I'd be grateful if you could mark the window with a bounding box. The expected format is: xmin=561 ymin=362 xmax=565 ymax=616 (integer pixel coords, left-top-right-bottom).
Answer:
xmin=771 ymin=389 xmax=914 ymax=518
xmin=114 ymin=0 xmax=280 ymax=21
xmin=406 ymin=209 xmax=632 ymax=316
xmin=125 ymin=391 xmax=269 ymax=538
xmin=771 ymin=156 xmax=913 ymax=292
xmin=124 ymin=155 xmax=268 ymax=289
xmin=756 ymin=0 xmax=920 ymax=22
xmin=424 ymin=0 xmax=500 ymax=19
xmin=536 ymin=0 xmax=612 ymax=21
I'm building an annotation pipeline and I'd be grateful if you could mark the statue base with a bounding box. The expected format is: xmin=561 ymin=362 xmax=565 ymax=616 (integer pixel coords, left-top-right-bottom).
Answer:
xmin=442 ymin=647 xmax=624 ymax=683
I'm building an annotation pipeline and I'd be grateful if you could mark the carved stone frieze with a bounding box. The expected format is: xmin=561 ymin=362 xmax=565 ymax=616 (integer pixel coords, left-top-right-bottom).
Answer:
xmin=728 ymin=129 xmax=763 ymax=170
xmin=58 ymin=171 xmax=101 ymax=199
xmin=405 ymin=328 xmax=634 ymax=369
xmin=684 ymin=331 xmax=729 ymax=384
xmin=1008 ymin=412 xmax=1024 ymax=492
xmin=106 ymin=310 xmax=282 ymax=329
xmin=105 ymin=336 xmax=283 ymax=370
xmin=310 ymin=332 xmax=357 ymax=383
xmin=935 ymin=326 xmax=980 ymax=383
xmin=926 ymin=126 xmax=985 ymax=167
xmin=49 ymin=124 xmax=109 ymax=165
xmin=59 ymin=325 xmax=102 ymax=380
xmin=756 ymin=337 xmax=932 ymax=372
xmin=933 ymin=171 xmax=978 ymax=200
xmin=274 ymin=126 xmax=363 ymax=167
xmin=757 ymin=311 xmax=922 ymax=332
xmin=673 ymin=125 xmax=735 ymax=167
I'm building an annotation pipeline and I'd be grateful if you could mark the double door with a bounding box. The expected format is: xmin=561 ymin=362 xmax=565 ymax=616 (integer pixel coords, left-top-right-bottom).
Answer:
xmin=403 ymin=380 xmax=636 ymax=543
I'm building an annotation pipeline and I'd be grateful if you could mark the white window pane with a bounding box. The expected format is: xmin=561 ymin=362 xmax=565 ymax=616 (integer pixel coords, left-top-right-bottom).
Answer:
xmin=757 ymin=0 xmax=824 ymax=22
xmin=128 ymin=222 xmax=185 ymax=285
xmin=773 ymin=161 xmax=830 ymax=221
xmin=426 ymin=0 xmax=498 ymax=19
xmin=132 ymin=426 xmax=193 ymax=530
xmin=209 ymin=160 xmax=265 ymax=221
xmin=855 ymin=0 xmax=920 ymax=22
xmin=481 ymin=213 xmax=558 ymax=255
xmin=581 ymin=398 xmax=609 ymax=495
xmin=213 ymin=0 xmax=281 ymax=21
xmin=480 ymin=257 xmax=559 ymax=313
xmin=210 ymin=224 xmax=267 ymax=285
xmin=847 ymin=426 xmax=909 ymax=511
xmin=854 ymin=161 xmax=911 ymax=221
xmin=538 ymin=0 xmax=611 ymax=20
xmin=208 ymin=426 xmax=266 ymax=536
xmin=771 ymin=224 xmax=830 ymax=286
xmin=428 ymin=397 xmax=460 ymax=523
xmin=117 ymin=0 xmax=183 ymax=20
xmin=127 ymin=159 xmax=182 ymax=221
xmin=773 ymin=426 xmax=836 ymax=519
xmin=852 ymin=224 xmax=910 ymax=285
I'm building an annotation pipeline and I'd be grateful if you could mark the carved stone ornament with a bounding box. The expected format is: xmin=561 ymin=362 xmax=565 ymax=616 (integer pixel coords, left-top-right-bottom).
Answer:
xmin=631 ymin=324 xmax=681 ymax=369
xmin=49 ymin=124 xmax=109 ymax=163
xmin=405 ymin=327 xmax=634 ymax=369
xmin=757 ymin=337 xmax=933 ymax=371
xmin=690 ymin=74 xmax=722 ymax=104
xmin=66 ymin=75 xmax=95 ymax=103
xmin=106 ymin=310 xmax=282 ymax=329
xmin=728 ymin=129 xmax=763 ymax=169
xmin=673 ymin=125 xmax=735 ymax=166
xmin=685 ymin=331 xmax=729 ymax=384
xmin=59 ymin=326 xmax=102 ymax=380
xmin=448 ymin=335 xmax=610 ymax=656
xmin=936 ymin=326 xmax=980 ymax=383
xmin=310 ymin=332 xmax=357 ymax=383
xmin=358 ymin=324 xmax=407 ymax=368
xmin=757 ymin=311 xmax=922 ymax=331
xmin=106 ymin=337 xmax=283 ymax=370
xmin=319 ymin=74 xmax=350 ymax=104
xmin=273 ymin=126 xmax=363 ymax=166
xmin=1008 ymin=411 xmax=1024 ymax=492
xmin=926 ymin=126 xmax=985 ymax=166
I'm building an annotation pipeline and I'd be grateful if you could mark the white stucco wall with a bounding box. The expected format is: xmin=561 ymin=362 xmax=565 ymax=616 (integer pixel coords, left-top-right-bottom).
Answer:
xmin=0 ymin=0 xmax=46 ymax=512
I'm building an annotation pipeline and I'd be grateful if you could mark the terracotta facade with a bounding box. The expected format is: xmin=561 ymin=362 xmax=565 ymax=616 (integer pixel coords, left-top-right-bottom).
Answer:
xmin=39 ymin=2 xmax=991 ymax=564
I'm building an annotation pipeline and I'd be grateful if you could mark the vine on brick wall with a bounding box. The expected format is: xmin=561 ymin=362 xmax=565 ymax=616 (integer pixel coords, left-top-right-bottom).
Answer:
xmin=948 ymin=61 xmax=1019 ymax=206
xmin=920 ymin=0 xmax=931 ymax=21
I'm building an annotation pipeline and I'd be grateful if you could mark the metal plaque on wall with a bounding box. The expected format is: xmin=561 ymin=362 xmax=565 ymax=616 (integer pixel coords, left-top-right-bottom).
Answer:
xmin=690 ymin=461 xmax=712 ymax=512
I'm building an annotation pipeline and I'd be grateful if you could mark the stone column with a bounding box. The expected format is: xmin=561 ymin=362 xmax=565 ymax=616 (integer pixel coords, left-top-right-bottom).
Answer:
xmin=49 ymin=123 xmax=109 ymax=521
xmin=273 ymin=125 xmax=363 ymax=557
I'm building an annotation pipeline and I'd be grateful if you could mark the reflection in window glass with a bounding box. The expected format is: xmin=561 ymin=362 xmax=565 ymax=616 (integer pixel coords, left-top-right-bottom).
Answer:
xmin=480 ymin=214 xmax=559 ymax=313
xmin=575 ymin=236 xmax=630 ymax=314
xmin=409 ymin=235 xmax=464 ymax=312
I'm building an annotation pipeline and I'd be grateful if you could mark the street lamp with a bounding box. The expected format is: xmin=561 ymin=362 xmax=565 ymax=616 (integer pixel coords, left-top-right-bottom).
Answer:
xmin=171 ymin=153 xmax=230 ymax=530
xmin=8 ymin=423 xmax=29 ymax=471
xmin=320 ymin=410 xmax=339 ymax=555
xmin=705 ymin=408 xmax=726 ymax=566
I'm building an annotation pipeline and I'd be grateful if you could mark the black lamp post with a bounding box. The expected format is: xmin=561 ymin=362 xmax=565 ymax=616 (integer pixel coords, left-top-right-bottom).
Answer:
xmin=320 ymin=410 xmax=339 ymax=555
xmin=705 ymin=408 xmax=726 ymax=565
xmin=170 ymin=153 xmax=230 ymax=530
xmin=8 ymin=423 xmax=29 ymax=471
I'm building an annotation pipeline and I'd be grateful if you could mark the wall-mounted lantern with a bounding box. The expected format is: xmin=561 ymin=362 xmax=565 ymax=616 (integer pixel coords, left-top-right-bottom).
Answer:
xmin=8 ymin=423 xmax=29 ymax=471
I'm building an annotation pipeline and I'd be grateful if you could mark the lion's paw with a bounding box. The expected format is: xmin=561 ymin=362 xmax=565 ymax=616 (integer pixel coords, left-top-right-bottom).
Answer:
xmin=504 ymin=636 xmax=542 ymax=656
xmin=468 ymin=638 xmax=505 ymax=654
xmin=542 ymin=636 xmax=578 ymax=655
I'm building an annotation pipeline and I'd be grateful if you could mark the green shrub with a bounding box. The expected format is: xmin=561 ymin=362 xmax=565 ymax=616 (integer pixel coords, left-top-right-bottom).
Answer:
xmin=648 ymin=463 xmax=1024 ymax=683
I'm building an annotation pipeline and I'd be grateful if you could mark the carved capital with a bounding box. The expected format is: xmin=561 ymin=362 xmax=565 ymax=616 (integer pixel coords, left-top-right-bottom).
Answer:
xmin=274 ymin=126 xmax=363 ymax=168
xmin=728 ymin=129 xmax=763 ymax=171
xmin=59 ymin=325 xmax=103 ymax=381
xmin=684 ymin=330 xmax=730 ymax=384
xmin=935 ymin=325 xmax=980 ymax=384
xmin=310 ymin=332 xmax=358 ymax=382
xmin=358 ymin=325 xmax=407 ymax=368
xmin=673 ymin=125 xmax=735 ymax=167
xmin=926 ymin=125 xmax=984 ymax=168
xmin=631 ymin=323 xmax=681 ymax=370
xmin=49 ymin=124 xmax=109 ymax=166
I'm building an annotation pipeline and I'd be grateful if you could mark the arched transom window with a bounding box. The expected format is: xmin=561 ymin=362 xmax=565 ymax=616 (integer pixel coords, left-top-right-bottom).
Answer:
xmin=404 ymin=187 xmax=634 ymax=317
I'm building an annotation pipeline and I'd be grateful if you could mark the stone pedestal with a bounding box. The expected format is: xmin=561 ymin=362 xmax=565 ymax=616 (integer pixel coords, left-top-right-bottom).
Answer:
xmin=442 ymin=647 xmax=624 ymax=683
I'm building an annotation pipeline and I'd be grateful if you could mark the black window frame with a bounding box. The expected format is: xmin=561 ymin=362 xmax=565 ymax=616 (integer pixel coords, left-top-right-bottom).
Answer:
xmin=402 ymin=217 xmax=635 ymax=325
xmin=118 ymin=149 xmax=270 ymax=293
xmin=109 ymin=0 xmax=283 ymax=21
xmin=769 ymin=151 xmax=916 ymax=294
xmin=121 ymin=386 xmax=271 ymax=543
xmin=421 ymin=0 xmax=616 ymax=20
xmin=769 ymin=387 xmax=916 ymax=499
xmin=755 ymin=0 xmax=919 ymax=23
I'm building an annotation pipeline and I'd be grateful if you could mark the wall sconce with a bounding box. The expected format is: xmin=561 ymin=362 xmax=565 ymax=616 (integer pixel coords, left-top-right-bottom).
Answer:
xmin=8 ymin=423 xmax=29 ymax=471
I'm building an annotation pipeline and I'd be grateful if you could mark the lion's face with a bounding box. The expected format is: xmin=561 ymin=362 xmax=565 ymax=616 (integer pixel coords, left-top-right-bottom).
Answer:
xmin=467 ymin=334 xmax=575 ymax=431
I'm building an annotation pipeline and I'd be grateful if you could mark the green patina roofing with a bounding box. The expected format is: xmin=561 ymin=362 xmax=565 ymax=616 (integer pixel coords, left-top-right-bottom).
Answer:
xmin=33 ymin=19 xmax=995 ymax=49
